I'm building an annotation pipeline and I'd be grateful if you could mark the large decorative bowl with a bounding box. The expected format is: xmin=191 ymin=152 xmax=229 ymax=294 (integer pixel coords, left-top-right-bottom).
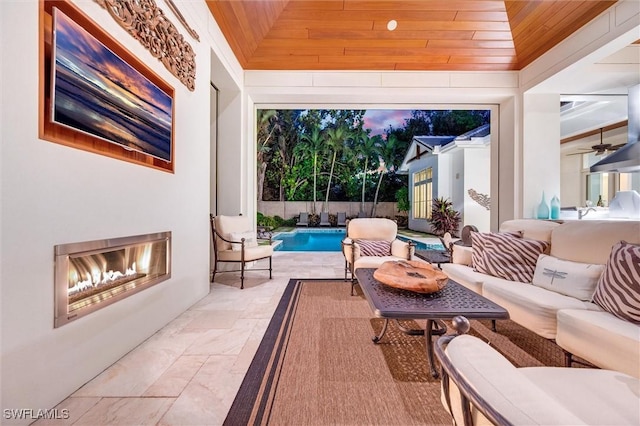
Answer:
xmin=373 ymin=260 xmax=448 ymax=294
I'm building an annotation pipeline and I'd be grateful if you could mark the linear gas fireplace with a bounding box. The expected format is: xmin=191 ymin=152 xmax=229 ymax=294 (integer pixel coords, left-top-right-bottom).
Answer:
xmin=54 ymin=232 xmax=171 ymax=327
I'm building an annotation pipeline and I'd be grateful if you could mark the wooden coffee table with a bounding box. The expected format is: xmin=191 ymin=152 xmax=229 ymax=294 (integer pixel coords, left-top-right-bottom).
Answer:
xmin=355 ymin=268 xmax=509 ymax=378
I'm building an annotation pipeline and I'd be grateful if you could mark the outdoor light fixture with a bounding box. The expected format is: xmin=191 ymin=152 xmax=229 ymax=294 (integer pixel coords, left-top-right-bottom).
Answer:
xmin=387 ymin=20 xmax=397 ymax=31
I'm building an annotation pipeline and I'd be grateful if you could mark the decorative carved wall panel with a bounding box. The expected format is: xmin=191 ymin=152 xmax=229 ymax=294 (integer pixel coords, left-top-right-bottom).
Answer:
xmin=468 ymin=189 xmax=491 ymax=211
xmin=94 ymin=0 xmax=196 ymax=91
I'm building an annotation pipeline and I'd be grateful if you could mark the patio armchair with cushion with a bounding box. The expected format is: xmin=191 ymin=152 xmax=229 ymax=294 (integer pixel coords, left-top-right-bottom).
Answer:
xmin=296 ymin=212 xmax=309 ymax=227
xmin=342 ymin=217 xmax=420 ymax=294
xmin=435 ymin=316 xmax=640 ymax=426
xmin=210 ymin=214 xmax=273 ymax=289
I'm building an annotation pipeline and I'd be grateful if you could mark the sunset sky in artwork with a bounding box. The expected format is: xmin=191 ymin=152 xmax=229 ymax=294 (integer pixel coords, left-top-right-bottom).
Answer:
xmin=52 ymin=7 xmax=172 ymax=161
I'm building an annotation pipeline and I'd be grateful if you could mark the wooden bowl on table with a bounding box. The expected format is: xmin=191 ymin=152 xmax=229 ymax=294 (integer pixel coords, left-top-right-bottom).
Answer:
xmin=373 ymin=260 xmax=448 ymax=294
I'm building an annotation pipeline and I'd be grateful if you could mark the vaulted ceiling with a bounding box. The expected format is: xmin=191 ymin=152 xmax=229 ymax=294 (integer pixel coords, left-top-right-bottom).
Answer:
xmin=205 ymin=0 xmax=616 ymax=71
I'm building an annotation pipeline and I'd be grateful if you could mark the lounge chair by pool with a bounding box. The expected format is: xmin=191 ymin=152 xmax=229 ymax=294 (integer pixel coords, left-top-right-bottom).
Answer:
xmin=296 ymin=212 xmax=309 ymax=227
xmin=319 ymin=212 xmax=330 ymax=226
xmin=337 ymin=212 xmax=347 ymax=227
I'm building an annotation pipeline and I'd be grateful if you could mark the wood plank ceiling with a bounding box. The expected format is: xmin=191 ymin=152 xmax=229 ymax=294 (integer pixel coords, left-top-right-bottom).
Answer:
xmin=205 ymin=0 xmax=616 ymax=71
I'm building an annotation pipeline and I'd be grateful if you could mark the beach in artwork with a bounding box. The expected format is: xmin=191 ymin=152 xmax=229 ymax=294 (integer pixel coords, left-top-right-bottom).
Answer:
xmin=52 ymin=8 xmax=172 ymax=162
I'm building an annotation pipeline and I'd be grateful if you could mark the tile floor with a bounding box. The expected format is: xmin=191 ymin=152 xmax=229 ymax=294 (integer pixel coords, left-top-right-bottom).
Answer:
xmin=36 ymin=251 xmax=348 ymax=426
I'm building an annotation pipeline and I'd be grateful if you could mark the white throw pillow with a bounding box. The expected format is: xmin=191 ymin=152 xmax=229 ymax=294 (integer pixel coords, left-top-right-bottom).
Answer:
xmin=532 ymin=254 xmax=605 ymax=301
xmin=228 ymin=231 xmax=258 ymax=251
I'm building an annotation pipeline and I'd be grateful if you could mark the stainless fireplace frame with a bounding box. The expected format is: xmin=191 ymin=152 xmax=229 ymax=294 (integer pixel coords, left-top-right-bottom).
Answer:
xmin=54 ymin=231 xmax=171 ymax=328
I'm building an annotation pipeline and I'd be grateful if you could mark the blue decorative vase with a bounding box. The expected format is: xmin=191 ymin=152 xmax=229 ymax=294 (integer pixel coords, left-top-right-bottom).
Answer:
xmin=537 ymin=192 xmax=550 ymax=219
xmin=550 ymin=195 xmax=560 ymax=220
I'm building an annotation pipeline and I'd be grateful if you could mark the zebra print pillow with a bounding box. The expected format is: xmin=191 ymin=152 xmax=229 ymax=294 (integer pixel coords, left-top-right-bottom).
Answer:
xmin=355 ymin=239 xmax=391 ymax=257
xmin=592 ymin=241 xmax=640 ymax=324
xmin=471 ymin=231 xmax=523 ymax=273
xmin=477 ymin=233 xmax=549 ymax=282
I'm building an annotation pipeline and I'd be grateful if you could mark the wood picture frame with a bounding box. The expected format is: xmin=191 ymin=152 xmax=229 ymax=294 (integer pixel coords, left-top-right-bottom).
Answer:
xmin=39 ymin=0 xmax=175 ymax=173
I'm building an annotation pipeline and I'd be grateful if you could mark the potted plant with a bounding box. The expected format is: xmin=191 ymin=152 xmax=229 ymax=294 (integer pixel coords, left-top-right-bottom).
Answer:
xmin=430 ymin=197 xmax=461 ymax=236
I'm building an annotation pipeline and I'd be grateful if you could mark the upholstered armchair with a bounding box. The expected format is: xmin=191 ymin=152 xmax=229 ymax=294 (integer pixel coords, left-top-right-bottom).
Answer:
xmin=210 ymin=214 xmax=273 ymax=289
xmin=435 ymin=316 xmax=640 ymax=426
xmin=342 ymin=218 xmax=417 ymax=294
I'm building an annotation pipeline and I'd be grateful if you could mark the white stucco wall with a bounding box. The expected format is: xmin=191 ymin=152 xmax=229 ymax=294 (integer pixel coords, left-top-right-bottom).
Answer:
xmin=0 ymin=0 xmax=236 ymax=420
xmin=463 ymin=148 xmax=491 ymax=231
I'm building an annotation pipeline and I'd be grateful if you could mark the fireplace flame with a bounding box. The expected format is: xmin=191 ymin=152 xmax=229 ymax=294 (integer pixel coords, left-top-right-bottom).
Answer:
xmin=67 ymin=244 xmax=151 ymax=299
xmin=68 ymin=261 xmax=140 ymax=297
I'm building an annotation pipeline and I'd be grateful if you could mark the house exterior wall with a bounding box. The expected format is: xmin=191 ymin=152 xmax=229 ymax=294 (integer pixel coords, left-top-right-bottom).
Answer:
xmin=463 ymin=148 xmax=492 ymax=231
xmin=0 ymin=0 xmax=239 ymax=420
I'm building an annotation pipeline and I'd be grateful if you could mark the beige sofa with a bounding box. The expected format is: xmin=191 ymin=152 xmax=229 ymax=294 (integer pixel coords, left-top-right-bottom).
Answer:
xmin=442 ymin=219 xmax=640 ymax=378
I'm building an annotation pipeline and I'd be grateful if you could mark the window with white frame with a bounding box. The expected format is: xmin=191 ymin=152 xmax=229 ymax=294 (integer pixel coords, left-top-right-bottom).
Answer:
xmin=413 ymin=167 xmax=432 ymax=219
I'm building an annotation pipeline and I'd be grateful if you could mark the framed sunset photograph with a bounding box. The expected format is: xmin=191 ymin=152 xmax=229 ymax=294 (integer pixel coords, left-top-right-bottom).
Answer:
xmin=50 ymin=6 xmax=173 ymax=163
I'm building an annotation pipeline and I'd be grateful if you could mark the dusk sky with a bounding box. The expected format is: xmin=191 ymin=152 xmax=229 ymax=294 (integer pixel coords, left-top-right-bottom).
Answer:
xmin=362 ymin=110 xmax=413 ymax=138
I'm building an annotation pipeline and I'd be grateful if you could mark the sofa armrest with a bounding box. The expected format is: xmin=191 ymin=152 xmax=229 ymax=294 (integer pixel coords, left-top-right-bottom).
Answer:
xmin=391 ymin=239 xmax=414 ymax=259
xmin=342 ymin=238 xmax=360 ymax=265
xmin=451 ymin=245 xmax=473 ymax=266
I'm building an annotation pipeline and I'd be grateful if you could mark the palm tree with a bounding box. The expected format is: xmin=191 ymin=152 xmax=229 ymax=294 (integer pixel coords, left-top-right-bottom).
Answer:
xmin=297 ymin=127 xmax=325 ymax=213
xmin=256 ymin=109 xmax=278 ymax=201
xmin=322 ymin=125 xmax=349 ymax=211
xmin=352 ymin=128 xmax=378 ymax=215
xmin=370 ymin=134 xmax=399 ymax=217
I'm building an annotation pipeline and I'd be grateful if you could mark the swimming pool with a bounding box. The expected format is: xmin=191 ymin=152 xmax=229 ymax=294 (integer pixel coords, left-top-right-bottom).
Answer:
xmin=397 ymin=236 xmax=444 ymax=251
xmin=273 ymin=229 xmax=444 ymax=252
xmin=274 ymin=229 xmax=346 ymax=251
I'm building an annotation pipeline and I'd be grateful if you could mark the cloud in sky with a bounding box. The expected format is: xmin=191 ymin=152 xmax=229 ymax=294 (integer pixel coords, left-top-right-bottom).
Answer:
xmin=363 ymin=110 xmax=413 ymax=138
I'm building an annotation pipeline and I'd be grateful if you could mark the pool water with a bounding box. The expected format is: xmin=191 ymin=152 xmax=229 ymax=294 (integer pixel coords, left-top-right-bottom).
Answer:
xmin=397 ymin=236 xmax=444 ymax=251
xmin=274 ymin=229 xmax=345 ymax=251
xmin=273 ymin=229 xmax=444 ymax=252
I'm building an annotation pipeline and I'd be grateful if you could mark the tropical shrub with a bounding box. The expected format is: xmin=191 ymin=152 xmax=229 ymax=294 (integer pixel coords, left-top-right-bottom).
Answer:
xmin=430 ymin=197 xmax=461 ymax=236
xmin=396 ymin=187 xmax=410 ymax=214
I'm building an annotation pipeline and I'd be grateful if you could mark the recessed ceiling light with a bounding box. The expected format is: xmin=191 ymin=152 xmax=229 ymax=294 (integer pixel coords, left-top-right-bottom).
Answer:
xmin=387 ymin=20 xmax=397 ymax=31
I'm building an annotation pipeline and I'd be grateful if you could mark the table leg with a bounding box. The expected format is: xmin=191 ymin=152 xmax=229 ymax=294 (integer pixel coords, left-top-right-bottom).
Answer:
xmin=373 ymin=318 xmax=389 ymax=343
xmin=394 ymin=319 xmax=425 ymax=336
xmin=426 ymin=319 xmax=448 ymax=378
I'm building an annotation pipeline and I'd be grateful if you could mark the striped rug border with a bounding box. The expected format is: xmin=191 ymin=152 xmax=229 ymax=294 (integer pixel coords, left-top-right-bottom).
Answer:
xmin=223 ymin=278 xmax=333 ymax=425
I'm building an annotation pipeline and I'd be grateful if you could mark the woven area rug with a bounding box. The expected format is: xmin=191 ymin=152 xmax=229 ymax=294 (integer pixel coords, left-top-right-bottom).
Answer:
xmin=224 ymin=279 xmax=569 ymax=426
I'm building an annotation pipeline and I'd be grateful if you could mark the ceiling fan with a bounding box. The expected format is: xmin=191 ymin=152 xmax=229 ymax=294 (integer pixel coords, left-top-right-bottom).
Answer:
xmin=569 ymin=128 xmax=626 ymax=156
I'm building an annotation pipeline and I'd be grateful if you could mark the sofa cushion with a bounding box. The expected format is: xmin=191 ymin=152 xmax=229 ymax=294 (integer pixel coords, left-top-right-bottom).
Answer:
xmin=229 ymin=231 xmax=258 ymax=251
xmin=550 ymin=220 xmax=640 ymax=265
xmin=482 ymin=279 xmax=598 ymax=339
xmin=592 ymin=241 xmax=640 ymax=324
xmin=355 ymin=239 xmax=391 ymax=256
xmin=470 ymin=231 xmax=522 ymax=272
xmin=519 ymin=367 xmax=640 ymax=425
xmin=532 ymin=254 xmax=604 ymax=301
xmin=556 ymin=309 xmax=640 ymax=379
xmin=499 ymin=219 xmax=560 ymax=243
xmin=440 ymin=263 xmax=484 ymax=294
xmin=477 ymin=233 xmax=549 ymax=283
